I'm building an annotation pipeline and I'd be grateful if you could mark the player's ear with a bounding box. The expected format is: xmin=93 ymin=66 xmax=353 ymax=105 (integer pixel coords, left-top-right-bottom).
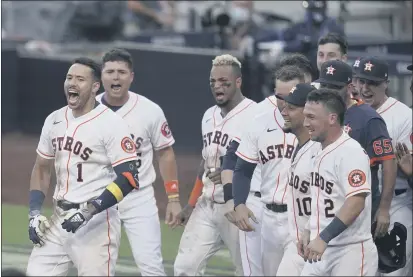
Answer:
xmin=342 ymin=54 xmax=348 ymax=62
xmin=236 ymin=77 xmax=242 ymax=89
xmin=329 ymin=113 xmax=339 ymax=125
xmin=92 ymin=81 xmax=100 ymax=94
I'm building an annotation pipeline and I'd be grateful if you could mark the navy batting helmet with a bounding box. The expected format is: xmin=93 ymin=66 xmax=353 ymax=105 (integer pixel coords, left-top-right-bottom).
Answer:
xmin=372 ymin=222 xmax=407 ymax=273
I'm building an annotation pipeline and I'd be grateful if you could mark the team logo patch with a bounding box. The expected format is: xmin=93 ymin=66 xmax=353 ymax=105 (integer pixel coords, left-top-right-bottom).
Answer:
xmin=348 ymin=169 xmax=366 ymax=187
xmin=121 ymin=137 xmax=136 ymax=154
xmin=364 ymin=61 xmax=374 ymax=71
xmin=161 ymin=122 xmax=172 ymax=138
xmin=326 ymin=65 xmax=336 ymax=75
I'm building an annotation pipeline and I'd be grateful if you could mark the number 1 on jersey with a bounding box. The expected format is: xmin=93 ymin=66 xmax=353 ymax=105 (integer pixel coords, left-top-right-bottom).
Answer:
xmin=77 ymin=163 xmax=83 ymax=182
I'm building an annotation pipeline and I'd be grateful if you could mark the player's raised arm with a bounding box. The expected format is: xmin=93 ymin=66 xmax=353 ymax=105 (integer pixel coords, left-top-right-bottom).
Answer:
xmin=28 ymin=113 xmax=56 ymax=247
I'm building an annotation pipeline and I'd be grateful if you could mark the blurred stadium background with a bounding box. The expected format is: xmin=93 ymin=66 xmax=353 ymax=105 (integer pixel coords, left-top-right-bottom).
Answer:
xmin=1 ymin=1 xmax=412 ymax=275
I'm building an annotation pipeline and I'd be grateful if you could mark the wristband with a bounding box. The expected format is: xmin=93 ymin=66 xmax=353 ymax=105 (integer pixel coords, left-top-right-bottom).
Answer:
xmin=29 ymin=190 xmax=45 ymax=213
xmin=223 ymin=183 xmax=233 ymax=202
xmin=319 ymin=217 xmax=348 ymax=243
xmin=164 ymin=180 xmax=179 ymax=195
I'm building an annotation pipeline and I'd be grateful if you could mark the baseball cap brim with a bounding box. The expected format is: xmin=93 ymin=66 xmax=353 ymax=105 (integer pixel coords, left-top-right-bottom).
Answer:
xmin=315 ymin=77 xmax=347 ymax=87
xmin=356 ymin=72 xmax=387 ymax=82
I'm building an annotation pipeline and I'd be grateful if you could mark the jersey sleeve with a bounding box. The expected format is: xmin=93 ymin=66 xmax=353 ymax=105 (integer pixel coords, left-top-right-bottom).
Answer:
xmin=105 ymin=116 xmax=139 ymax=167
xmin=36 ymin=112 xmax=56 ymax=159
xmin=150 ymin=105 xmax=175 ymax=151
xmin=338 ymin=145 xmax=371 ymax=198
xmin=397 ymin=111 xmax=413 ymax=153
xmin=365 ymin=118 xmax=395 ymax=165
xmin=236 ymin=119 xmax=260 ymax=164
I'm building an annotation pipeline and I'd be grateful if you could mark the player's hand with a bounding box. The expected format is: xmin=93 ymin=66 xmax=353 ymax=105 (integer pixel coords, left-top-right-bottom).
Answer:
xmin=297 ymin=229 xmax=310 ymax=259
xmin=178 ymin=204 xmax=194 ymax=226
xmin=61 ymin=207 xmax=93 ymax=233
xmin=165 ymin=199 xmax=182 ymax=229
xmin=396 ymin=142 xmax=412 ymax=176
xmin=223 ymin=199 xmax=237 ymax=225
xmin=234 ymin=204 xmax=258 ymax=232
xmin=373 ymin=207 xmax=390 ymax=239
xmin=28 ymin=214 xmax=50 ymax=247
xmin=304 ymin=236 xmax=327 ymax=263
xmin=206 ymin=168 xmax=222 ymax=185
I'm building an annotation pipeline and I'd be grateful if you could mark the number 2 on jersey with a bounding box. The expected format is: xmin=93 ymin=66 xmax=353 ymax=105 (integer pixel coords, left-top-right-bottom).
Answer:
xmin=295 ymin=197 xmax=335 ymax=218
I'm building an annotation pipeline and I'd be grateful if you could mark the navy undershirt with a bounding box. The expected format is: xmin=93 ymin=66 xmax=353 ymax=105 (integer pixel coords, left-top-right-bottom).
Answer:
xmin=101 ymin=95 xmax=123 ymax=112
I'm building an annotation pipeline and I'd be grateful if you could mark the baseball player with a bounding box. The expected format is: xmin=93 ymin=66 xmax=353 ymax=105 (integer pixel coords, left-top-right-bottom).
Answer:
xmin=358 ymin=56 xmax=412 ymax=276
xmin=26 ymin=57 xmax=139 ymax=276
xmin=219 ymin=53 xmax=315 ymax=276
xmin=96 ymin=48 xmax=181 ymax=276
xmin=174 ymin=54 xmax=256 ymax=276
xmin=351 ymin=57 xmax=362 ymax=100
xmin=276 ymin=83 xmax=321 ymax=276
xmin=317 ymin=59 xmax=397 ymax=239
xmin=228 ymin=65 xmax=305 ymax=276
xmin=316 ymin=33 xmax=348 ymax=73
xmin=300 ymin=88 xmax=378 ymax=276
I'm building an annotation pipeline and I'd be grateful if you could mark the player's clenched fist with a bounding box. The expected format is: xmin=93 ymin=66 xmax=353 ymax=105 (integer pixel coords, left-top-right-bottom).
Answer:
xmin=178 ymin=204 xmax=194 ymax=226
xmin=61 ymin=205 xmax=94 ymax=233
xmin=28 ymin=214 xmax=50 ymax=247
xmin=303 ymin=235 xmax=327 ymax=263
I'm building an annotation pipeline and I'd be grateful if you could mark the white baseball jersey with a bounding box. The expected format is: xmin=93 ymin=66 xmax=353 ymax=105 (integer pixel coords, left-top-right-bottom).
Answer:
xmin=233 ymin=95 xmax=279 ymax=193
xmin=287 ymin=140 xmax=321 ymax=243
xmin=376 ymin=97 xmax=413 ymax=190
xmin=96 ymin=92 xmax=175 ymax=189
xmin=37 ymin=104 xmax=138 ymax=203
xmin=202 ymin=98 xmax=256 ymax=203
xmin=309 ymin=132 xmax=372 ymax=245
xmin=236 ymin=106 xmax=297 ymax=205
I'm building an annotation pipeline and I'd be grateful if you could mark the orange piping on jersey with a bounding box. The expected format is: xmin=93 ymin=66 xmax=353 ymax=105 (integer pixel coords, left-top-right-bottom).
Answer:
xmin=370 ymin=154 xmax=395 ymax=165
xmin=236 ymin=151 xmax=259 ymax=163
xmin=37 ymin=149 xmax=55 ymax=158
xmin=122 ymin=94 xmax=139 ymax=118
xmin=112 ymin=156 xmax=140 ymax=167
xmin=244 ymin=232 xmax=253 ymax=276
xmin=154 ymin=139 xmax=174 ymax=151
xmin=361 ymin=242 xmax=365 ymax=276
xmin=345 ymin=188 xmax=371 ymax=198
xmin=271 ymin=173 xmax=281 ymax=204
xmin=271 ymin=108 xmax=286 ymax=204
xmin=281 ymin=136 xmax=298 ymax=204
xmin=65 ymin=107 xmax=69 ymax=129
xmin=62 ymin=108 xmax=109 ymax=199
xmin=211 ymin=101 xmax=255 ymax=202
xmin=378 ymin=99 xmax=398 ymax=115
xmin=106 ymin=210 xmax=111 ymax=277
xmin=316 ymin=138 xmax=351 ymax=235
xmin=268 ymin=96 xmax=277 ymax=107
xmin=233 ymin=136 xmax=241 ymax=141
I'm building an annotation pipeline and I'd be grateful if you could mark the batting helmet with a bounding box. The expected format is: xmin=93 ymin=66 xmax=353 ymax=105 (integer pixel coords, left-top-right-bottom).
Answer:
xmin=372 ymin=222 xmax=407 ymax=273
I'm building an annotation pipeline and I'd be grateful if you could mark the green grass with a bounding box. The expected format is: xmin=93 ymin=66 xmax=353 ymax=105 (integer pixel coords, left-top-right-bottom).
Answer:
xmin=1 ymin=204 xmax=233 ymax=268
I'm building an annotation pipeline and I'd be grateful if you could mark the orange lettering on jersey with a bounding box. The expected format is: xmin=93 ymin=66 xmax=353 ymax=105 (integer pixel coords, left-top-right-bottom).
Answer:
xmin=348 ymin=170 xmax=366 ymax=187
xmin=259 ymin=144 xmax=295 ymax=164
xmin=52 ymin=136 xmax=93 ymax=161
xmin=161 ymin=122 xmax=172 ymax=138
xmin=121 ymin=137 xmax=136 ymax=154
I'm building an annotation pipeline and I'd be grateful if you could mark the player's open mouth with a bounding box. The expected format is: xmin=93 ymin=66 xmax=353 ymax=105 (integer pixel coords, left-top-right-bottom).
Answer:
xmin=362 ymin=93 xmax=373 ymax=100
xmin=111 ymin=84 xmax=122 ymax=92
xmin=68 ymin=89 xmax=80 ymax=105
xmin=215 ymin=92 xmax=224 ymax=100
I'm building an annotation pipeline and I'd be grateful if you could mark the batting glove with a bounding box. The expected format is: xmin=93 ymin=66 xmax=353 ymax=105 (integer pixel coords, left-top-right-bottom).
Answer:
xmin=28 ymin=214 xmax=50 ymax=247
xmin=61 ymin=206 xmax=94 ymax=233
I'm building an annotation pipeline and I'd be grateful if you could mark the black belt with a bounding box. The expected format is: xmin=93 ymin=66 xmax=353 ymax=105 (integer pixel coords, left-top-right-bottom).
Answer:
xmin=266 ymin=203 xmax=287 ymax=213
xmin=395 ymin=189 xmax=407 ymax=196
xmin=57 ymin=200 xmax=80 ymax=211
xmin=253 ymin=191 xmax=261 ymax=198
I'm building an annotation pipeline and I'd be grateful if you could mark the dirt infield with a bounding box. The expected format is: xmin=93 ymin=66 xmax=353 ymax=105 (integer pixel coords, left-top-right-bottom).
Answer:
xmin=2 ymin=132 xmax=201 ymax=218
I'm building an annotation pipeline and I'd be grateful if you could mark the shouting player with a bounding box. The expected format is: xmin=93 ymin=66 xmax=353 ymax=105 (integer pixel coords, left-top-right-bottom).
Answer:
xmin=220 ymin=53 xmax=315 ymax=276
xmin=277 ymin=83 xmax=321 ymax=276
xmin=317 ymin=59 xmax=397 ymax=239
xmin=96 ymin=48 xmax=181 ymax=276
xmin=27 ymin=58 xmax=139 ymax=276
xmin=229 ymin=65 xmax=304 ymax=276
xmin=174 ymin=54 xmax=256 ymax=276
xmin=358 ymin=56 xmax=412 ymax=276
xmin=300 ymin=88 xmax=378 ymax=276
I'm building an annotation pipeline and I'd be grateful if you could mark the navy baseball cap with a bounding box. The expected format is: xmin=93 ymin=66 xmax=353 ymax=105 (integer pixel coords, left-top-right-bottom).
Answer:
xmin=283 ymin=83 xmax=316 ymax=107
xmin=356 ymin=56 xmax=389 ymax=82
xmin=316 ymin=60 xmax=352 ymax=87
xmin=407 ymin=64 xmax=412 ymax=71
xmin=352 ymin=57 xmax=362 ymax=75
